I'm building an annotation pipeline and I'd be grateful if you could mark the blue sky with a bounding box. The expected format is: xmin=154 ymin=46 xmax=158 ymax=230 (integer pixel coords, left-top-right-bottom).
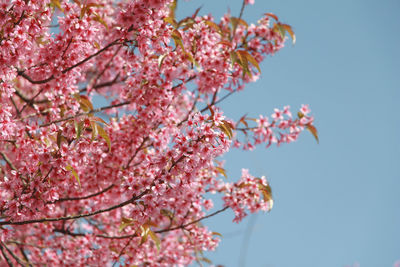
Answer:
xmin=177 ymin=0 xmax=400 ymax=266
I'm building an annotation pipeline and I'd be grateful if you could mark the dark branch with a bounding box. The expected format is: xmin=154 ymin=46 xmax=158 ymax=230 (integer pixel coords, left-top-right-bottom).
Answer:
xmin=39 ymin=101 xmax=131 ymax=128
xmin=0 ymin=189 xmax=150 ymax=226
xmin=17 ymin=40 xmax=121 ymax=85
xmin=51 ymin=184 xmax=114 ymax=204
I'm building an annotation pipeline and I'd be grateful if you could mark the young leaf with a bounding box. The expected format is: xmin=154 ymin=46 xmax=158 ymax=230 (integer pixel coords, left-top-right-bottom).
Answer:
xmin=212 ymin=232 xmax=223 ymax=237
xmin=258 ymin=182 xmax=273 ymax=210
xmin=50 ymin=0 xmax=64 ymax=12
xmin=90 ymin=121 xmax=98 ymax=141
xmin=79 ymin=95 xmax=94 ymax=111
xmin=74 ymin=121 xmax=83 ymax=139
xmin=237 ymin=50 xmax=261 ymax=73
xmin=93 ymin=13 xmax=108 ymax=29
xmin=158 ymin=53 xmax=168 ymax=69
xmin=204 ymin=20 xmax=222 ymax=34
xmin=171 ymin=30 xmax=185 ymax=52
xmin=265 ymin=13 xmax=279 ymax=21
xmin=90 ymin=116 xmax=108 ymax=126
xmin=238 ymin=114 xmax=249 ymax=128
xmin=306 ymin=124 xmax=319 ymax=144
xmin=229 ymin=50 xmax=239 ymax=68
xmin=169 ymin=0 xmax=177 ymax=20
xmin=280 ymin=23 xmax=296 ymax=44
xmin=95 ymin=123 xmax=111 ymax=151
xmin=218 ymin=123 xmax=232 ymax=139
xmin=215 ymin=166 xmax=227 ymax=178
xmin=235 ymin=50 xmax=251 ymax=78
xmin=164 ymin=17 xmax=178 ymax=28
xmin=217 ymin=40 xmax=232 ymax=48
xmin=230 ymin=17 xmax=248 ymax=29
xmin=148 ymin=230 xmax=161 ymax=251
xmin=119 ymin=217 xmax=136 ymax=232
xmin=56 ymin=130 xmax=63 ymax=149
xmin=66 ymin=165 xmax=80 ymax=187
xmin=139 ymin=226 xmax=150 ymax=245
xmin=273 ymin=23 xmax=286 ymax=40
xmin=200 ymin=257 xmax=212 ymax=264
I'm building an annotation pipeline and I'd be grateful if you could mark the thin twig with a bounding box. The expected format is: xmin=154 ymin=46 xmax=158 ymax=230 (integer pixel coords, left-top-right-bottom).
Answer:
xmin=54 ymin=206 xmax=230 ymax=239
xmin=111 ymin=235 xmax=136 ymax=267
xmin=0 ymin=189 xmax=150 ymax=226
xmin=18 ymin=246 xmax=33 ymax=267
xmin=0 ymin=152 xmax=17 ymax=170
xmin=51 ymin=184 xmax=114 ymax=203
xmin=38 ymin=101 xmax=131 ymax=128
xmin=17 ymin=40 xmax=121 ymax=85
xmin=0 ymin=242 xmax=15 ymax=267
xmin=232 ymin=0 xmax=247 ymax=41
xmin=1 ymin=241 xmax=27 ymax=267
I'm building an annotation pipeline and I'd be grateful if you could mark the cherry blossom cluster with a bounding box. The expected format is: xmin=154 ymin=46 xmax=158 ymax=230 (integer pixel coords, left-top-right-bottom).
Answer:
xmin=234 ymin=104 xmax=316 ymax=150
xmin=0 ymin=0 xmax=316 ymax=265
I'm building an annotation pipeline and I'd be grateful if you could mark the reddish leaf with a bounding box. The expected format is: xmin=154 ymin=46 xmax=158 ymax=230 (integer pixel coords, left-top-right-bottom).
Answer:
xmin=306 ymin=124 xmax=319 ymax=143
xmin=265 ymin=13 xmax=279 ymax=21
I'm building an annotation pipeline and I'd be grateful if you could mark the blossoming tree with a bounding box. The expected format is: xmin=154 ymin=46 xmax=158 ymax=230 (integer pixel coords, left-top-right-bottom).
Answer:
xmin=0 ymin=0 xmax=317 ymax=265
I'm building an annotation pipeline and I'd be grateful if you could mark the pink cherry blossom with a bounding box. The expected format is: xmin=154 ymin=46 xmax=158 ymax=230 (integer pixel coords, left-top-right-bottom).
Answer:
xmin=0 ymin=0 xmax=316 ymax=265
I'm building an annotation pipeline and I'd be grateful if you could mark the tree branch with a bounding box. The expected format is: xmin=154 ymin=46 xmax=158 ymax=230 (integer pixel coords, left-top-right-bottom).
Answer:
xmin=0 ymin=241 xmax=26 ymax=267
xmin=54 ymin=206 xmax=229 ymax=239
xmin=0 ymin=152 xmax=17 ymax=171
xmin=17 ymin=39 xmax=122 ymax=85
xmin=50 ymin=184 xmax=114 ymax=204
xmin=0 ymin=189 xmax=150 ymax=226
xmin=38 ymin=101 xmax=131 ymax=128
xmin=0 ymin=242 xmax=15 ymax=267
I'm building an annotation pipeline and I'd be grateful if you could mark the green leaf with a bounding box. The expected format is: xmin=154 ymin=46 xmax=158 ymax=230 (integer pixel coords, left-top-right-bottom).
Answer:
xmin=229 ymin=50 xmax=239 ymax=68
xmin=230 ymin=17 xmax=248 ymax=29
xmin=93 ymin=12 xmax=108 ymax=29
xmin=90 ymin=121 xmax=98 ymax=141
xmin=95 ymin=123 xmax=111 ymax=151
xmin=235 ymin=50 xmax=252 ymax=78
xmin=215 ymin=166 xmax=227 ymax=178
xmin=237 ymin=50 xmax=261 ymax=73
xmin=56 ymin=130 xmax=63 ymax=149
xmin=169 ymin=0 xmax=177 ymax=20
xmin=218 ymin=123 xmax=232 ymax=139
xmin=171 ymin=30 xmax=185 ymax=52
xmin=66 ymin=165 xmax=80 ymax=187
xmin=50 ymin=0 xmax=64 ymax=12
xmin=177 ymin=17 xmax=195 ymax=30
xmin=164 ymin=17 xmax=178 ymax=28
xmin=90 ymin=116 xmax=108 ymax=125
xmin=79 ymin=95 xmax=93 ymax=111
xmin=273 ymin=23 xmax=286 ymax=40
xmin=158 ymin=53 xmax=168 ymax=69
xmin=119 ymin=217 xmax=136 ymax=232
xmin=148 ymin=230 xmax=161 ymax=251
xmin=139 ymin=226 xmax=150 ymax=245
xmin=74 ymin=121 xmax=83 ymax=139
xmin=205 ymin=20 xmax=222 ymax=34
xmin=258 ymin=181 xmax=273 ymax=211
xmin=160 ymin=209 xmax=174 ymax=218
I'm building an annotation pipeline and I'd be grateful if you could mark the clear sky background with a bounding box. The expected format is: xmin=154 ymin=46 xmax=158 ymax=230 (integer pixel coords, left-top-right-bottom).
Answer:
xmin=175 ymin=1 xmax=400 ymax=267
